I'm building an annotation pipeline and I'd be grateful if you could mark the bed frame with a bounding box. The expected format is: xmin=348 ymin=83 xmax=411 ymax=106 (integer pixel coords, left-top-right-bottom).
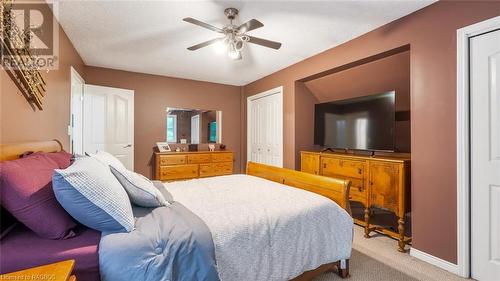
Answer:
xmin=0 ymin=141 xmax=352 ymax=280
xmin=0 ymin=140 xmax=63 ymax=161
xmin=246 ymin=161 xmax=351 ymax=279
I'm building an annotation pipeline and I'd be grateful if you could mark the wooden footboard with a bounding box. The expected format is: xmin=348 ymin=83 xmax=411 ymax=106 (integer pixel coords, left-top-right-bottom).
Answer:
xmin=246 ymin=161 xmax=351 ymax=215
xmin=247 ymin=161 xmax=352 ymax=279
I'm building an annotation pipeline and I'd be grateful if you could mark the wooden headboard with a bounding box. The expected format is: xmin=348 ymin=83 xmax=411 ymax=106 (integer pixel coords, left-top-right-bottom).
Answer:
xmin=246 ymin=161 xmax=351 ymax=214
xmin=0 ymin=140 xmax=63 ymax=161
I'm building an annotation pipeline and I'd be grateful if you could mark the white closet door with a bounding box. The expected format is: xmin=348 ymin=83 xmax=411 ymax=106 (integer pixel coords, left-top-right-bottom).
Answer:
xmin=247 ymin=87 xmax=283 ymax=167
xmin=471 ymin=29 xmax=500 ymax=281
xmin=83 ymin=85 xmax=134 ymax=170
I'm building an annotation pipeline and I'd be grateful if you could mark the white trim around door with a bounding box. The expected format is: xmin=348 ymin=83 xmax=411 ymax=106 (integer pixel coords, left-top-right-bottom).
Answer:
xmin=70 ymin=66 xmax=85 ymax=154
xmin=247 ymin=86 xmax=284 ymax=168
xmin=456 ymin=15 xmax=500 ymax=278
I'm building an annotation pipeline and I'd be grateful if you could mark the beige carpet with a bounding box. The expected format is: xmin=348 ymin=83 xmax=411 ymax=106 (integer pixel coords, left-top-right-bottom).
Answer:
xmin=313 ymin=226 xmax=472 ymax=281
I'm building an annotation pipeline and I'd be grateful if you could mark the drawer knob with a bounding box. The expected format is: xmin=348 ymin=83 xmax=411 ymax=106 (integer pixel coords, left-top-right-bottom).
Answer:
xmin=358 ymin=168 xmax=363 ymax=174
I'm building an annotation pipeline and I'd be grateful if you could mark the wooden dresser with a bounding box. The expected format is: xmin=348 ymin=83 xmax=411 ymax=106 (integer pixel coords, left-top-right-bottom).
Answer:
xmin=154 ymin=151 xmax=234 ymax=181
xmin=301 ymin=151 xmax=411 ymax=252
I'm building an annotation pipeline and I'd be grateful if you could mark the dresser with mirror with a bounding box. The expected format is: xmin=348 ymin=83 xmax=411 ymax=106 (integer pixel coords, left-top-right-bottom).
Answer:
xmin=155 ymin=107 xmax=233 ymax=181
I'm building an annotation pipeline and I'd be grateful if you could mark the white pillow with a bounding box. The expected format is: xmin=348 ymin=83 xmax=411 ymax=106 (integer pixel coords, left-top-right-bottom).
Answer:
xmin=110 ymin=166 xmax=168 ymax=208
xmin=88 ymin=151 xmax=126 ymax=170
xmin=53 ymin=157 xmax=135 ymax=232
xmin=89 ymin=151 xmax=168 ymax=208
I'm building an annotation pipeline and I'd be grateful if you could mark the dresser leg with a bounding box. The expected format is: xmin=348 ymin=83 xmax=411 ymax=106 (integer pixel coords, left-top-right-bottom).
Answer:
xmin=364 ymin=207 xmax=370 ymax=238
xmin=397 ymin=217 xmax=406 ymax=252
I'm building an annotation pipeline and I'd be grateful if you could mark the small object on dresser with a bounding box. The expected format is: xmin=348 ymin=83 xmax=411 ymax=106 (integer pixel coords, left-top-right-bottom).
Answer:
xmin=219 ymin=144 xmax=226 ymax=150
xmin=188 ymin=144 xmax=198 ymax=152
xmin=208 ymin=144 xmax=215 ymax=152
xmin=175 ymin=147 xmax=182 ymax=152
xmin=156 ymin=142 xmax=171 ymax=152
xmin=180 ymin=139 xmax=187 ymax=144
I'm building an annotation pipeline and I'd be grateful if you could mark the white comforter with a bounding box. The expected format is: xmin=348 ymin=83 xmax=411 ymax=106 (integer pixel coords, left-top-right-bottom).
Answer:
xmin=164 ymin=174 xmax=353 ymax=281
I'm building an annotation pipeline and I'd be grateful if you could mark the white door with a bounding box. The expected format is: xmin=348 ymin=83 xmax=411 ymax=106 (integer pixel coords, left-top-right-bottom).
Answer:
xmin=191 ymin=115 xmax=200 ymax=144
xmin=70 ymin=67 xmax=84 ymax=155
xmin=83 ymin=85 xmax=134 ymax=170
xmin=247 ymin=87 xmax=283 ymax=167
xmin=471 ymin=29 xmax=500 ymax=281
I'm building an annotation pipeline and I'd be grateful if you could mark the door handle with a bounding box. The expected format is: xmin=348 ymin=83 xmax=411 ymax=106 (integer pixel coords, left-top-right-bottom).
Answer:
xmin=123 ymin=144 xmax=132 ymax=148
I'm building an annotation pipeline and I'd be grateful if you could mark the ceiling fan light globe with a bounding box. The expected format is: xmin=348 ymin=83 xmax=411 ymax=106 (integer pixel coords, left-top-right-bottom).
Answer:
xmin=228 ymin=41 xmax=237 ymax=52
xmin=235 ymin=40 xmax=244 ymax=51
xmin=228 ymin=50 xmax=241 ymax=60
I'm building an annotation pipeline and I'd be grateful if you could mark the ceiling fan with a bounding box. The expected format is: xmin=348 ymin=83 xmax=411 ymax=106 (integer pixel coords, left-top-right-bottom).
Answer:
xmin=183 ymin=8 xmax=282 ymax=60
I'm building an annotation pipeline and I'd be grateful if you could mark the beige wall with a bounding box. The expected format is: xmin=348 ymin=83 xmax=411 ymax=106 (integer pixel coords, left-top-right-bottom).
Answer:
xmin=241 ymin=1 xmax=500 ymax=263
xmin=0 ymin=7 xmax=85 ymax=150
xmin=84 ymin=67 xmax=242 ymax=178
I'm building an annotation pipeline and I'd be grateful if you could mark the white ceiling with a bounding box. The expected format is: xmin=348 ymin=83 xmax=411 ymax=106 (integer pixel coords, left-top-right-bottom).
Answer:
xmin=56 ymin=0 xmax=434 ymax=86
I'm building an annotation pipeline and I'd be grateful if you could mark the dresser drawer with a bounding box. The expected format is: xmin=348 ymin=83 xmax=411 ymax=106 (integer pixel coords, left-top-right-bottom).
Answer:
xmin=160 ymin=164 xmax=198 ymax=180
xmin=199 ymin=163 xmax=215 ymax=177
xmin=321 ymin=157 xmax=365 ymax=179
xmin=159 ymin=155 xmax=186 ymax=166
xmin=347 ymin=178 xmax=367 ymax=203
xmin=211 ymin=153 xmax=233 ymax=163
xmin=301 ymin=153 xmax=320 ymax=175
xmin=187 ymin=154 xmax=211 ymax=164
xmin=214 ymin=162 xmax=233 ymax=175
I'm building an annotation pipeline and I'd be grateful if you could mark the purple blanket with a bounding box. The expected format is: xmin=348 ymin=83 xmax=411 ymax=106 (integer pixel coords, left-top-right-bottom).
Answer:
xmin=0 ymin=224 xmax=100 ymax=281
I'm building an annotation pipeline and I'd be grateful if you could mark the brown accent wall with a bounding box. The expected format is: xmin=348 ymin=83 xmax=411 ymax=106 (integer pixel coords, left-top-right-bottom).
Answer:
xmin=2 ymin=0 xmax=498 ymax=265
xmin=84 ymin=67 xmax=242 ymax=178
xmin=0 ymin=11 xmax=85 ymax=150
xmin=242 ymin=1 xmax=500 ymax=263
xmin=294 ymin=81 xmax=318 ymax=169
xmin=303 ymin=50 xmax=411 ymax=155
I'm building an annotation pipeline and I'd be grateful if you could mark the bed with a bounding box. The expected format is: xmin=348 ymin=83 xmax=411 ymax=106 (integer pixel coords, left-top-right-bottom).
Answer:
xmin=0 ymin=140 xmax=353 ymax=281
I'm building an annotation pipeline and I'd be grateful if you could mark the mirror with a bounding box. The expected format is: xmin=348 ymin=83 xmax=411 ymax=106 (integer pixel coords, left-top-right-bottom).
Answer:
xmin=166 ymin=107 xmax=222 ymax=144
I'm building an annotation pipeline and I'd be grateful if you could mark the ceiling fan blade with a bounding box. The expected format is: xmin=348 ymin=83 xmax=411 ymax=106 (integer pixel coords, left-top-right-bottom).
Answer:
xmin=247 ymin=36 xmax=282 ymax=50
xmin=237 ymin=19 xmax=264 ymax=33
xmin=187 ymin=38 xmax=223 ymax=51
xmin=183 ymin=17 xmax=223 ymax=33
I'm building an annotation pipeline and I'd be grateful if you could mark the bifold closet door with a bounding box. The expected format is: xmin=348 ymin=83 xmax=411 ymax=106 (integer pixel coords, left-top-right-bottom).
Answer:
xmin=471 ymin=29 xmax=500 ymax=281
xmin=83 ymin=85 xmax=135 ymax=170
xmin=247 ymin=89 xmax=283 ymax=168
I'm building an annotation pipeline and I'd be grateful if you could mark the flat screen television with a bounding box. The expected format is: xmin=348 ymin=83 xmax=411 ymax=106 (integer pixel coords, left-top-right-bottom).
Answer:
xmin=314 ymin=91 xmax=396 ymax=151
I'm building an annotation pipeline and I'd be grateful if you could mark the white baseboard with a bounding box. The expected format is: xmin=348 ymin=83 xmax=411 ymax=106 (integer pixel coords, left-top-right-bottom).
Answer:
xmin=410 ymin=248 xmax=459 ymax=275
